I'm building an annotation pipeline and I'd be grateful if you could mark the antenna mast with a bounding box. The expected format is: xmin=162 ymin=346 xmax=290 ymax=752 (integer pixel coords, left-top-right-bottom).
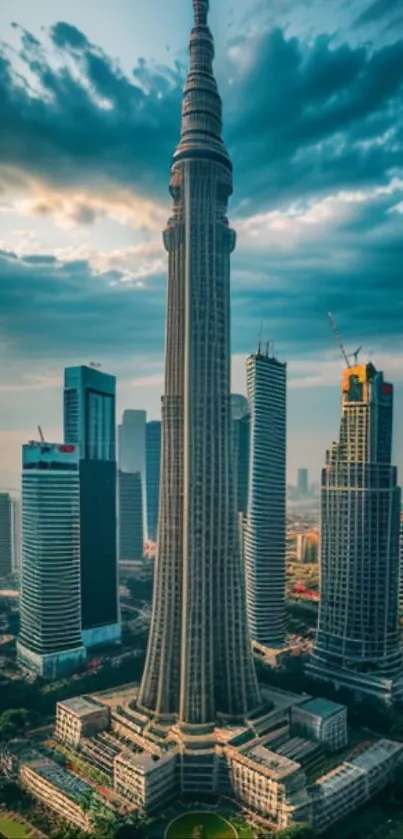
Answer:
xmin=328 ymin=312 xmax=350 ymax=369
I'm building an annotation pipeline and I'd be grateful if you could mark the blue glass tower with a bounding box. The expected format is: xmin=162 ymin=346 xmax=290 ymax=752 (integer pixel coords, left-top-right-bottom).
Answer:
xmin=64 ymin=366 xmax=120 ymax=649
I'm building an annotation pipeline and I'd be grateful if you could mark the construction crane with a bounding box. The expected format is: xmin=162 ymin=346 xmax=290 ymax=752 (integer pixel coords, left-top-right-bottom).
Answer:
xmin=328 ymin=312 xmax=350 ymax=368
xmin=348 ymin=346 xmax=362 ymax=365
xmin=37 ymin=425 xmax=45 ymax=443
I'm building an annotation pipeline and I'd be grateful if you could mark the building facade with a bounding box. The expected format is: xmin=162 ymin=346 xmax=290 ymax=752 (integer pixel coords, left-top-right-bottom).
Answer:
xmin=310 ymin=363 xmax=402 ymax=701
xmin=231 ymin=394 xmax=250 ymax=518
xmin=145 ymin=421 xmax=161 ymax=543
xmin=244 ymin=347 xmax=287 ymax=648
xmin=118 ymin=410 xmax=147 ymax=537
xmin=0 ymin=492 xmax=12 ymax=578
xmin=64 ymin=366 xmax=120 ymax=649
xmin=118 ymin=471 xmax=143 ymax=561
xmin=17 ymin=442 xmax=86 ymax=678
xmin=399 ymin=513 xmax=403 ymax=618
xmin=138 ymin=0 xmax=261 ymax=724
xmin=297 ymin=468 xmax=309 ymax=497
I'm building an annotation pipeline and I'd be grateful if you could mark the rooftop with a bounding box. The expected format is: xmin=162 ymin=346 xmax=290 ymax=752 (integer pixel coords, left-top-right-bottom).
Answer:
xmin=115 ymin=749 xmax=175 ymax=775
xmin=298 ymin=697 xmax=346 ymax=720
xmin=246 ymin=744 xmax=301 ymax=780
xmin=348 ymin=738 xmax=403 ymax=770
xmin=58 ymin=696 xmax=103 ymax=718
xmin=25 ymin=757 xmax=93 ymax=801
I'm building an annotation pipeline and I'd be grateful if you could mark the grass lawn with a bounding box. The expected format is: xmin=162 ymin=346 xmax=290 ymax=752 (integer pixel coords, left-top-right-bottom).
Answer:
xmin=166 ymin=811 xmax=238 ymax=839
xmin=0 ymin=817 xmax=30 ymax=839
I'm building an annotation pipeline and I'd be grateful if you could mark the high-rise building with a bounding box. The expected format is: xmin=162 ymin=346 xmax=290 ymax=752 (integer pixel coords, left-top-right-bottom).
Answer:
xmin=297 ymin=468 xmax=309 ymax=498
xmin=399 ymin=513 xmax=403 ymax=619
xmin=118 ymin=471 xmax=143 ymax=561
xmin=17 ymin=442 xmax=86 ymax=678
xmin=231 ymin=395 xmax=250 ymax=517
xmin=310 ymin=363 xmax=402 ymax=702
xmin=138 ymin=0 xmax=260 ymax=724
xmin=244 ymin=347 xmax=287 ymax=649
xmin=145 ymin=421 xmax=161 ymax=543
xmin=118 ymin=410 xmax=146 ymax=561
xmin=11 ymin=498 xmax=21 ymax=581
xmin=64 ymin=366 xmax=120 ymax=649
xmin=0 ymin=492 xmax=12 ymax=578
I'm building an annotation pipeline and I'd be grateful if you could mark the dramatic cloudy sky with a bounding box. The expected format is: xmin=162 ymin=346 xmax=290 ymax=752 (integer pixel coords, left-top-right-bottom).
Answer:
xmin=0 ymin=0 xmax=402 ymax=489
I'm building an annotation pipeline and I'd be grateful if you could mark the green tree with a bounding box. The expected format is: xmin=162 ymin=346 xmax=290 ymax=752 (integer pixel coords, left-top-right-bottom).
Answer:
xmin=277 ymin=826 xmax=317 ymax=839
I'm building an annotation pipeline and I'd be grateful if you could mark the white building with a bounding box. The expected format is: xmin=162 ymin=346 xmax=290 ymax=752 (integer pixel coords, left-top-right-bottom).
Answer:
xmin=17 ymin=442 xmax=86 ymax=679
xmin=55 ymin=696 xmax=110 ymax=748
xmin=244 ymin=346 xmax=287 ymax=647
xmin=291 ymin=697 xmax=348 ymax=752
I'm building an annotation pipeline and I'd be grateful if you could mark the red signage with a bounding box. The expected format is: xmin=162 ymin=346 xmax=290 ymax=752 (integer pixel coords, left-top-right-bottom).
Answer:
xmin=59 ymin=445 xmax=75 ymax=453
xmin=383 ymin=385 xmax=392 ymax=394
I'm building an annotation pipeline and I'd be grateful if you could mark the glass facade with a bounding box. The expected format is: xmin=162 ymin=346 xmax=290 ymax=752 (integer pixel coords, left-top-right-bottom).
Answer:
xmin=146 ymin=421 xmax=161 ymax=543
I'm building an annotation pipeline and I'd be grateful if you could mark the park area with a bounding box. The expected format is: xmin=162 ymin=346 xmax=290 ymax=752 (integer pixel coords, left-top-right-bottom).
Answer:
xmin=165 ymin=811 xmax=243 ymax=839
xmin=0 ymin=816 xmax=30 ymax=839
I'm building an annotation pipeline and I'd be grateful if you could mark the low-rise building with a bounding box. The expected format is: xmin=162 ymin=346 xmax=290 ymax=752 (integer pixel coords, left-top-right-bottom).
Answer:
xmin=291 ymin=697 xmax=348 ymax=752
xmin=114 ymin=749 xmax=177 ymax=812
xmin=20 ymin=757 xmax=94 ymax=833
xmin=55 ymin=696 xmax=110 ymax=748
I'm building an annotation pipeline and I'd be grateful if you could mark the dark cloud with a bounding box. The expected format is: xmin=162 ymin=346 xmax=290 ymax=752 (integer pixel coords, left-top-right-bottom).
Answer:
xmin=354 ymin=0 xmax=403 ymax=28
xmin=0 ymin=20 xmax=401 ymax=210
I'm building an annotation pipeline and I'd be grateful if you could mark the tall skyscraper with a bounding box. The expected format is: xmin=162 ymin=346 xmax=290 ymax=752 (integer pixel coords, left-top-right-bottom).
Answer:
xmin=145 ymin=421 xmax=161 ymax=543
xmin=138 ymin=0 xmax=260 ymax=724
xmin=0 ymin=492 xmax=12 ymax=578
xmin=399 ymin=513 xmax=403 ymax=619
xmin=64 ymin=366 xmax=120 ymax=649
xmin=118 ymin=410 xmax=146 ymax=559
xmin=310 ymin=363 xmax=402 ymax=702
xmin=11 ymin=498 xmax=21 ymax=581
xmin=244 ymin=347 xmax=287 ymax=649
xmin=118 ymin=471 xmax=143 ymax=561
xmin=17 ymin=442 xmax=86 ymax=678
xmin=297 ymin=468 xmax=309 ymax=498
xmin=231 ymin=395 xmax=250 ymax=517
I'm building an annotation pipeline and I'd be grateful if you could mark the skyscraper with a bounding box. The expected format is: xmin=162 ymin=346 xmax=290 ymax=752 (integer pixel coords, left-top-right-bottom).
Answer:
xmin=310 ymin=363 xmax=402 ymax=702
xmin=244 ymin=347 xmax=287 ymax=649
xmin=145 ymin=421 xmax=161 ymax=543
xmin=138 ymin=0 xmax=260 ymax=724
xmin=11 ymin=498 xmax=21 ymax=581
xmin=17 ymin=442 xmax=86 ymax=678
xmin=118 ymin=471 xmax=143 ymax=561
xmin=231 ymin=395 xmax=250 ymax=517
xmin=118 ymin=410 xmax=146 ymax=559
xmin=398 ymin=513 xmax=403 ymax=619
xmin=64 ymin=366 xmax=120 ymax=649
xmin=0 ymin=492 xmax=12 ymax=578
xmin=297 ymin=468 xmax=309 ymax=498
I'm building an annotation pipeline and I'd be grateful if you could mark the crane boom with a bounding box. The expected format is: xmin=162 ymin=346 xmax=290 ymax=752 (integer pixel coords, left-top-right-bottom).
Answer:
xmin=37 ymin=425 xmax=45 ymax=443
xmin=328 ymin=312 xmax=350 ymax=368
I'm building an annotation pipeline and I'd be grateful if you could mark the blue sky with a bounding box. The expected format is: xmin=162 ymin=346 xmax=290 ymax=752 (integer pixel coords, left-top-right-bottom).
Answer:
xmin=0 ymin=0 xmax=403 ymax=488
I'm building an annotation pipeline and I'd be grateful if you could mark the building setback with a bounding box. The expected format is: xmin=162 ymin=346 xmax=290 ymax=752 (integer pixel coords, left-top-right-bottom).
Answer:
xmin=310 ymin=363 xmax=402 ymax=702
xmin=0 ymin=492 xmax=12 ymax=578
xmin=64 ymin=366 xmax=120 ymax=649
xmin=145 ymin=421 xmax=161 ymax=543
xmin=17 ymin=442 xmax=86 ymax=679
xmin=244 ymin=347 xmax=287 ymax=648
xmin=138 ymin=0 xmax=261 ymax=723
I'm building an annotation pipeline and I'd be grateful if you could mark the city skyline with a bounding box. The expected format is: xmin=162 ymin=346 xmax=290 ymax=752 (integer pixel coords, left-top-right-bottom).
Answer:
xmin=0 ymin=0 xmax=402 ymax=486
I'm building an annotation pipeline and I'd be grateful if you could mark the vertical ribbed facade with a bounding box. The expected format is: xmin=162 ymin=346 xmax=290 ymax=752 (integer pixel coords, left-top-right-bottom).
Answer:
xmin=118 ymin=471 xmax=143 ymax=561
xmin=146 ymin=420 xmax=161 ymax=543
xmin=138 ymin=0 xmax=260 ymax=725
xmin=312 ymin=364 xmax=402 ymax=679
xmin=244 ymin=349 xmax=287 ymax=648
xmin=17 ymin=443 xmax=86 ymax=679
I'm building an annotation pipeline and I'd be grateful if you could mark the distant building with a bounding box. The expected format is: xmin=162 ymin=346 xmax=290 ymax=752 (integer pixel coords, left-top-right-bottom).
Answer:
xmin=310 ymin=363 xmax=402 ymax=702
xmin=297 ymin=468 xmax=309 ymax=497
xmin=0 ymin=492 xmax=12 ymax=578
xmin=244 ymin=347 xmax=287 ymax=648
xmin=11 ymin=498 xmax=21 ymax=581
xmin=64 ymin=366 xmax=120 ymax=649
xmin=118 ymin=410 xmax=147 ymax=530
xmin=17 ymin=442 xmax=86 ymax=679
xmin=118 ymin=471 xmax=143 ymax=561
xmin=296 ymin=532 xmax=318 ymax=564
xmin=231 ymin=395 xmax=250 ymax=517
xmin=145 ymin=421 xmax=161 ymax=543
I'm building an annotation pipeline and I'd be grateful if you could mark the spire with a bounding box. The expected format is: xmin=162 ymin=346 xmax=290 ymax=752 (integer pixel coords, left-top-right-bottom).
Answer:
xmin=172 ymin=0 xmax=231 ymax=172
xmin=193 ymin=0 xmax=209 ymax=26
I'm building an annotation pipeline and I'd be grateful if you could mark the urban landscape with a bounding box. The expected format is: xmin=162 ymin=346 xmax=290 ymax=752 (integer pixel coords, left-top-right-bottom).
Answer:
xmin=0 ymin=0 xmax=403 ymax=838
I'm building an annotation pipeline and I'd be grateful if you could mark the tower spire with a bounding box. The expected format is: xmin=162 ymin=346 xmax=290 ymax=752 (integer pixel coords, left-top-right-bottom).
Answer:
xmin=193 ymin=0 xmax=209 ymax=26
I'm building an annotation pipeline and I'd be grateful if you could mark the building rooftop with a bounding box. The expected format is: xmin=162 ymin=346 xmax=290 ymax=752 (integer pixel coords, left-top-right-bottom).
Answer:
xmin=25 ymin=757 xmax=93 ymax=801
xmin=246 ymin=744 xmax=301 ymax=780
xmin=115 ymin=749 xmax=175 ymax=775
xmin=348 ymin=738 xmax=403 ymax=771
xmin=58 ymin=696 xmax=103 ymax=718
xmin=298 ymin=697 xmax=346 ymax=720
